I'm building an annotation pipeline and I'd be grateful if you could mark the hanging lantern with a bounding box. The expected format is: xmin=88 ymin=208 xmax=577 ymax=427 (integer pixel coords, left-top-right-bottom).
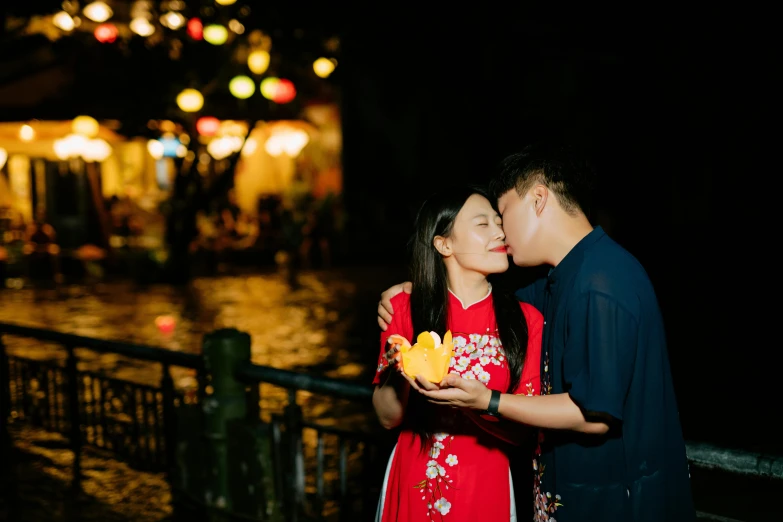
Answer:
xmin=94 ymin=23 xmax=118 ymax=43
xmin=228 ymin=76 xmax=254 ymax=99
xmin=228 ymin=19 xmax=244 ymax=34
xmin=72 ymin=115 xmax=99 ymax=138
xmin=203 ymin=24 xmax=228 ymax=45
xmin=196 ymin=116 xmax=220 ymax=136
xmin=130 ymin=17 xmax=155 ymax=37
xmin=53 ymin=11 xmax=75 ymax=31
xmin=259 ymin=77 xmax=280 ymax=100
xmin=176 ymin=88 xmax=204 ymax=112
xmin=215 ymin=0 xmax=237 ymax=5
xmin=247 ymin=50 xmax=270 ymax=74
xmin=313 ymin=57 xmax=336 ymax=78
xmin=187 ymin=18 xmax=203 ymax=40
xmin=160 ymin=11 xmax=186 ymax=30
xmin=83 ymin=1 xmax=113 ymax=23
xmin=271 ymin=79 xmax=296 ymax=104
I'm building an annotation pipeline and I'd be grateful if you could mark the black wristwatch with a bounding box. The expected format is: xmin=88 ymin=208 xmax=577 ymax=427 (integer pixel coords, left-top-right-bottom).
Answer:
xmin=480 ymin=390 xmax=502 ymax=421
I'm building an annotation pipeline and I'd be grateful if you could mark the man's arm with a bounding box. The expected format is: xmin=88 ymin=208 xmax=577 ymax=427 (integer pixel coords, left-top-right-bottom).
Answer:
xmin=417 ymin=376 xmax=610 ymax=434
xmin=462 ymin=409 xmax=534 ymax=445
xmin=496 ymin=392 xmax=610 ymax=435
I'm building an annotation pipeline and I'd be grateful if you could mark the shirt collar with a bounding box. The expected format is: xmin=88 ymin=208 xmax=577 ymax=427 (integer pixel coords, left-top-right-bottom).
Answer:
xmin=448 ymin=283 xmax=492 ymax=310
xmin=547 ymin=226 xmax=605 ymax=286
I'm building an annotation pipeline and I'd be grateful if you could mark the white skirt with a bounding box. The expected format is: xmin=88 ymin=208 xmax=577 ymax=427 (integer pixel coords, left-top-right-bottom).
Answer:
xmin=375 ymin=444 xmax=518 ymax=522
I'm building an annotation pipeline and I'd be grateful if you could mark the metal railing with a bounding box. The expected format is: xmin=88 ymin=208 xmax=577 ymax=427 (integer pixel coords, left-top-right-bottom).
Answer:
xmin=1 ymin=322 xmax=781 ymax=522
xmin=0 ymin=322 xmax=390 ymax=521
xmin=0 ymin=322 xmax=198 ymax=483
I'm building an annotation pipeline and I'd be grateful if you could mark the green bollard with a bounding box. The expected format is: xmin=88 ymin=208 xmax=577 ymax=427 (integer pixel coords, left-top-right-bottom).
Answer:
xmin=202 ymin=328 xmax=251 ymax=512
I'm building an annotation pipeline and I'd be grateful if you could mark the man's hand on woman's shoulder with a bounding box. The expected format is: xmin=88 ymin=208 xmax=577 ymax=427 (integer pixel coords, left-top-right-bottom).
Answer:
xmin=377 ymin=282 xmax=413 ymax=330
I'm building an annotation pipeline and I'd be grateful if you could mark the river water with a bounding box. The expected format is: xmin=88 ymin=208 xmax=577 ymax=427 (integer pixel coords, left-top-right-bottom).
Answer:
xmin=0 ymin=266 xmax=404 ymax=521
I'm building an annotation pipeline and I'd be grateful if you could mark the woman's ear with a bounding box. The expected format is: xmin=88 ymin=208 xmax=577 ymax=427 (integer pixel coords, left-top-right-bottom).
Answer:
xmin=433 ymin=235 xmax=452 ymax=257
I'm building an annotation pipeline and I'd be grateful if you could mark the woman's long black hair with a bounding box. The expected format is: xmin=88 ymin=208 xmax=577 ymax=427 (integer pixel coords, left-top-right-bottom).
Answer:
xmin=405 ymin=185 xmax=529 ymax=448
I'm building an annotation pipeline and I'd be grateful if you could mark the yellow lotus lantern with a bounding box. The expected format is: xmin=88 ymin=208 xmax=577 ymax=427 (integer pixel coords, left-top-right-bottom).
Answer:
xmin=389 ymin=331 xmax=454 ymax=383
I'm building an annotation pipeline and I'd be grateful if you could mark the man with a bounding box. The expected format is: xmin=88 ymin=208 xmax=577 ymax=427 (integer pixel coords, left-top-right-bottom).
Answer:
xmin=376 ymin=142 xmax=694 ymax=521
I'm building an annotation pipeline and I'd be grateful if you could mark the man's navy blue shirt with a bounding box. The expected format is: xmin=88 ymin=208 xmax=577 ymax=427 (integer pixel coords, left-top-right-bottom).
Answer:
xmin=516 ymin=226 xmax=694 ymax=521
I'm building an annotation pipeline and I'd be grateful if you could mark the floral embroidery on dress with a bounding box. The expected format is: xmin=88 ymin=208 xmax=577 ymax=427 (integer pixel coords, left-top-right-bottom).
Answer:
xmin=448 ymin=332 xmax=505 ymax=384
xmin=533 ymin=351 xmax=562 ymax=521
xmin=415 ymin=432 xmax=457 ymax=519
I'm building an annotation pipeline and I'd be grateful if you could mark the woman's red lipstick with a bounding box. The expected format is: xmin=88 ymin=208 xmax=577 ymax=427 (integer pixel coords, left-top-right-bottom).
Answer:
xmin=490 ymin=246 xmax=507 ymax=253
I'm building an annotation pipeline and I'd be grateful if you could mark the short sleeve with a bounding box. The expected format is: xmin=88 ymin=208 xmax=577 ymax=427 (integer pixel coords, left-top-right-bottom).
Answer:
xmin=513 ymin=302 xmax=543 ymax=396
xmin=372 ymin=293 xmax=414 ymax=385
xmin=563 ymin=291 xmax=638 ymax=421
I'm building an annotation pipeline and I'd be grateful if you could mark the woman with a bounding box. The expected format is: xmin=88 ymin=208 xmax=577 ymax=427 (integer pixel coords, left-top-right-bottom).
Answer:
xmin=372 ymin=186 xmax=543 ymax=521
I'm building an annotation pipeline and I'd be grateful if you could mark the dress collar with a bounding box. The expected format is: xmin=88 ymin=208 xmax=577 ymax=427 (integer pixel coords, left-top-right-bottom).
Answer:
xmin=448 ymin=283 xmax=492 ymax=310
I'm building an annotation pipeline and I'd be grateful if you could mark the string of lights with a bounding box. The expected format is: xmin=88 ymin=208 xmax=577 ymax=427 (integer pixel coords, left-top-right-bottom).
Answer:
xmin=7 ymin=1 xmax=341 ymax=121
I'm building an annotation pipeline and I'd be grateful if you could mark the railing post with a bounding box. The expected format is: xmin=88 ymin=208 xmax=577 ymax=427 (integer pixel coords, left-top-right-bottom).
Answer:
xmin=202 ymin=328 xmax=251 ymax=513
xmin=160 ymin=363 xmax=176 ymax=478
xmin=283 ymin=388 xmax=305 ymax=521
xmin=65 ymin=344 xmax=82 ymax=491
xmin=0 ymin=334 xmax=11 ymax=452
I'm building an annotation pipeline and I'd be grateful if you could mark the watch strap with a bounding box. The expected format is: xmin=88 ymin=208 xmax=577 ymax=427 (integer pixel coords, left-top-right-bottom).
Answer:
xmin=486 ymin=389 xmax=501 ymax=416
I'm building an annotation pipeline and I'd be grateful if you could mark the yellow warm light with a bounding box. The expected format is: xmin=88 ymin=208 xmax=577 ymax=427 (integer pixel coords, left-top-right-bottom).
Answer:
xmin=264 ymin=126 xmax=309 ymax=157
xmin=259 ymin=77 xmax=280 ymax=99
xmin=203 ymin=24 xmax=228 ymax=45
xmin=247 ymin=50 xmax=270 ymax=74
xmin=0 ymin=148 xmax=7 ymax=170
xmin=228 ymin=76 xmax=255 ymax=99
xmin=19 ymin=125 xmax=35 ymax=142
xmin=83 ymin=2 xmax=113 ymax=23
xmin=82 ymin=138 xmax=112 ymax=162
xmin=53 ymin=134 xmax=111 ymax=162
xmin=313 ymin=57 xmax=336 ymax=78
xmin=72 ymin=115 xmax=99 ymax=138
xmin=130 ymin=17 xmax=155 ymax=37
xmin=147 ymin=139 xmax=164 ymax=159
xmin=215 ymin=0 xmax=237 ymax=5
xmin=176 ymin=88 xmax=204 ymax=112
xmin=53 ymin=11 xmax=75 ymax=31
xmin=161 ymin=11 xmax=186 ymax=30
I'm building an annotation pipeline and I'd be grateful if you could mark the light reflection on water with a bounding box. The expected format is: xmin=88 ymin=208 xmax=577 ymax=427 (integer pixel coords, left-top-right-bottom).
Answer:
xmin=0 ymin=266 xmax=399 ymax=427
xmin=0 ymin=266 xmax=402 ymax=519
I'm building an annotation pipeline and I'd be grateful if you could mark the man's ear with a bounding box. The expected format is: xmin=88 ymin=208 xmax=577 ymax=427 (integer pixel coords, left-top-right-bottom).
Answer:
xmin=531 ymin=184 xmax=549 ymax=217
xmin=433 ymin=236 xmax=452 ymax=257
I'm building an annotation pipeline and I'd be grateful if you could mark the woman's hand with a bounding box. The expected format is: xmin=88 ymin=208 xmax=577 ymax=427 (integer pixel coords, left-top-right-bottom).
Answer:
xmin=418 ymin=374 xmax=492 ymax=410
xmin=379 ymin=342 xmax=428 ymax=391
